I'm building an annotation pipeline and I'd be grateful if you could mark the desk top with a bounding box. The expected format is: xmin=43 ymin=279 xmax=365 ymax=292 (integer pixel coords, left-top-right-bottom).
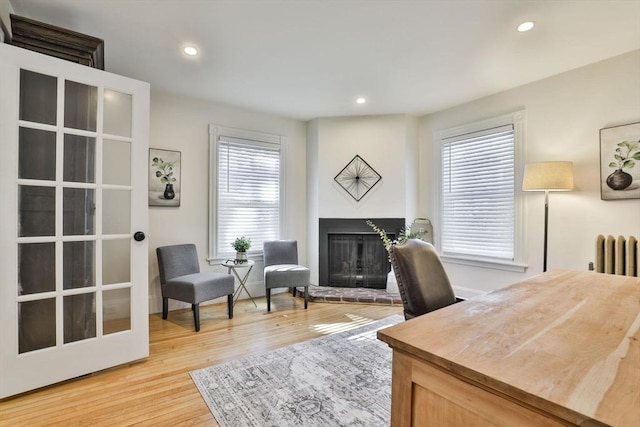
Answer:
xmin=221 ymin=259 xmax=255 ymax=268
xmin=377 ymin=270 xmax=640 ymax=427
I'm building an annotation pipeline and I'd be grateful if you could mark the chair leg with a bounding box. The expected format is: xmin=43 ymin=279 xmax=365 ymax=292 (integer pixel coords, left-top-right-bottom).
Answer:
xmin=292 ymin=287 xmax=297 ymax=297
xmin=267 ymin=288 xmax=271 ymax=312
xmin=304 ymin=286 xmax=308 ymax=309
xmin=162 ymin=297 xmax=168 ymax=320
xmin=228 ymin=294 xmax=233 ymax=319
xmin=193 ymin=303 xmax=200 ymax=332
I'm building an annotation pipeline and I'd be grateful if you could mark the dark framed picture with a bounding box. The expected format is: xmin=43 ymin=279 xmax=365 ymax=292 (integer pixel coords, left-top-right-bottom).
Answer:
xmin=149 ymin=148 xmax=181 ymax=206
xmin=600 ymin=122 xmax=640 ymax=200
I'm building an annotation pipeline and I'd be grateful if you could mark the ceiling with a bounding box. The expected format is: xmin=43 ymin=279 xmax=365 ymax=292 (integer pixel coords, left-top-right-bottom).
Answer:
xmin=8 ymin=0 xmax=640 ymax=121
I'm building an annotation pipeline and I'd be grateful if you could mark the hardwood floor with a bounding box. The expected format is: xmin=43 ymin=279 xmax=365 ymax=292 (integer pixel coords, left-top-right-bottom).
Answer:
xmin=0 ymin=295 xmax=402 ymax=426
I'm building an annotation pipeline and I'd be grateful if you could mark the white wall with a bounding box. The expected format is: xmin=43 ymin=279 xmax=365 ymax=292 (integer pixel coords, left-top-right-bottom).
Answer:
xmin=313 ymin=115 xmax=413 ymax=218
xmin=420 ymin=50 xmax=640 ymax=296
xmin=306 ymin=119 xmax=321 ymax=284
xmin=306 ymin=114 xmax=419 ymax=284
xmin=404 ymin=116 xmax=420 ymax=220
xmin=148 ymin=90 xmax=307 ymax=313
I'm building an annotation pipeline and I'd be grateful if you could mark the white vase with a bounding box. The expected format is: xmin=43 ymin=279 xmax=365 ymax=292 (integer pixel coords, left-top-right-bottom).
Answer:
xmin=235 ymin=251 xmax=247 ymax=262
xmin=386 ymin=269 xmax=399 ymax=294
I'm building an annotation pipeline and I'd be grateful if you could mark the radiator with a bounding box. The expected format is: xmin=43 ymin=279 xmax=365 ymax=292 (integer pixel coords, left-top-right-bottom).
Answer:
xmin=594 ymin=235 xmax=638 ymax=277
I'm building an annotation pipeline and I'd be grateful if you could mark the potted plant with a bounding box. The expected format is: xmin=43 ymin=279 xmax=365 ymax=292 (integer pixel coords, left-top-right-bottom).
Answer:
xmin=606 ymin=139 xmax=640 ymax=190
xmin=366 ymin=220 xmax=424 ymax=252
xmin=232 ymin=236 xmax=251 ymax=262
xmin=152 ymin=156 xmax=177 ymax=199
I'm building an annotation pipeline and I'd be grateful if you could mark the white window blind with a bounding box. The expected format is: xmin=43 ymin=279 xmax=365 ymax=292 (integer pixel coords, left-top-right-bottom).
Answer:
xmin=441 ymin=124 xmax=515 ymax=261
xmin=216 ymin=136 xmax=280 ymax=257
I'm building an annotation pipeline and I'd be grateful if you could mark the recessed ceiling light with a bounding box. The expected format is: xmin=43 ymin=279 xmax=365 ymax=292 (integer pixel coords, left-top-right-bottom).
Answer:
xmin=183 ymin=46 xmax=198 ymax=56
xmin=356 ymin=97 xmax=367 ymax=104
xmin=517 ymin=21 xmax=535 ymax=32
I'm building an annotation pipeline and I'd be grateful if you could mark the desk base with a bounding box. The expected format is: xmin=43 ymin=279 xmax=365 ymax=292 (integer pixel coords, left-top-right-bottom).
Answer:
xmin=392 ymin=344 xmax=575 ymax=426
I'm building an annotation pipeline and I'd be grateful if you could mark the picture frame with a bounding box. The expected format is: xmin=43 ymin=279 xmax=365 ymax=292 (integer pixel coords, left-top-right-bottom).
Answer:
xmin=334 ymin=155 xmax=381 ymax=201
xmin=599 ymin=122 xmax=640 ymax=200
xmin=148 ymin=148 xmax=181 ymax=206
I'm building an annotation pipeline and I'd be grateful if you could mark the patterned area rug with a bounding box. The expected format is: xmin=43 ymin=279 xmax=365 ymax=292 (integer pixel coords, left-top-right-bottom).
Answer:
xmin=190 ymin=315 xmax=403 ymax=427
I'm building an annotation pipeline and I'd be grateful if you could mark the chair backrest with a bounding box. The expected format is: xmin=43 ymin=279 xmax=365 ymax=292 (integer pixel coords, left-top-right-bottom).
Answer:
xmin=263 ymin=240 xmax=298 ymax=267
xmin=156 ymin=243 xmax=200 ymax=283
xmin=388 ymin=239 xmax=456 ymax=319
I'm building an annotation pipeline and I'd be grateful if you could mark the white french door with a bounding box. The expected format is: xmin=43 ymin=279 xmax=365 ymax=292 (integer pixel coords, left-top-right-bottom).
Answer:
xmin=0 ymin=43 xmax=150 ymax=398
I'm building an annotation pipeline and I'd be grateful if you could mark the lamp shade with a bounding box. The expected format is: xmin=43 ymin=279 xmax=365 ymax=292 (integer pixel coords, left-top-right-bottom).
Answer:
xmin=522 ymin=161 xmax=574 ymax=191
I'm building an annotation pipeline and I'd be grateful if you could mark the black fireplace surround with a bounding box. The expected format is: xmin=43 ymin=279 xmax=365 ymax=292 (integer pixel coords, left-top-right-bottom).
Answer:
xmin=319 ymin=218 xmax=405 ymax=289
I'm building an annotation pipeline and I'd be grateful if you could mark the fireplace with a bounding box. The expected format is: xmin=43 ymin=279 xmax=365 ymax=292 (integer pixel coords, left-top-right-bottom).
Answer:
xmin=319 ymin=218 xmax=405 ymax=288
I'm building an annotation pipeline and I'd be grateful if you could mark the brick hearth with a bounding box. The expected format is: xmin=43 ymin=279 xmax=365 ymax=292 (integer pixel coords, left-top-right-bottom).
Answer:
xmin=297 ymin=286 xmax=402 ymax=306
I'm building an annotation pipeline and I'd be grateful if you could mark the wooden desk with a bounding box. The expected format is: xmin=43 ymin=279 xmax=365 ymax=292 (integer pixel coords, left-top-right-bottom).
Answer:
xmin=377 ymin=270 xmax=640 ymax=426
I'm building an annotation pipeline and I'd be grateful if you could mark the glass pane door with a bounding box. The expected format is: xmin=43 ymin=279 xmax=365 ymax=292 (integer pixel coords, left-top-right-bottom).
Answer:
xmin=0 ymin=43 xmax=149 ymax=398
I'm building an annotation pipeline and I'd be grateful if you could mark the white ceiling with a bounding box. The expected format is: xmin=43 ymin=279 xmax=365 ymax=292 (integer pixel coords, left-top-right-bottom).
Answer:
xmin=9 ymin=0 xmax=640 ymax=121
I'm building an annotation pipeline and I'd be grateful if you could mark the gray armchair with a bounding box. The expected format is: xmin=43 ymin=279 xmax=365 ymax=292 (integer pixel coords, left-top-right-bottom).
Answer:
xmin=388 ymin=239 xmax=459 ymax=320
xmin=156 ymin=244 xmax=234 ymax=331
xmin=263 ymin=240 xmax=310 ymax=312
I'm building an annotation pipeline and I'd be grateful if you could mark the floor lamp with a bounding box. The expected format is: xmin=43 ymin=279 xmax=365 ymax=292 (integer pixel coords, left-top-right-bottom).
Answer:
xmin=522 ymin=161 xmax=574 ymax=272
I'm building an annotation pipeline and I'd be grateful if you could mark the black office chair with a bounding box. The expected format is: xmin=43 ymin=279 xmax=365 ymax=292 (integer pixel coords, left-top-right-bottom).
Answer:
xmin=388 ymin=239 xmax=459 ymax=320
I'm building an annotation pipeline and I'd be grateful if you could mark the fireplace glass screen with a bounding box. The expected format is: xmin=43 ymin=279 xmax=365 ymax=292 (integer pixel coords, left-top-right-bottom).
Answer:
xmin=328 ymin=233 xmax=392 ymax=288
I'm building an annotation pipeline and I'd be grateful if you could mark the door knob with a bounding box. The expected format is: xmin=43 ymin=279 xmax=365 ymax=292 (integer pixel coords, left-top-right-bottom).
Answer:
xmin=133 ymin=231 xmax=146 ymax=241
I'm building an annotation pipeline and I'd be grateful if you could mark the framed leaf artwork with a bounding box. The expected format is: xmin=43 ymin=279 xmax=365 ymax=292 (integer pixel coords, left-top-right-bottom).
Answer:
xmin=148 ymin=148 xmax=181 ymax=206
xmin=600 ymin=122 xmax=640 ymax=200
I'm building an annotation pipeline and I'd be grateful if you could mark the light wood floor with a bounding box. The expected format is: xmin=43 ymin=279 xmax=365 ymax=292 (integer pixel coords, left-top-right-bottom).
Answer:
xmin=0 ymin=295 xmax=402 ymax=426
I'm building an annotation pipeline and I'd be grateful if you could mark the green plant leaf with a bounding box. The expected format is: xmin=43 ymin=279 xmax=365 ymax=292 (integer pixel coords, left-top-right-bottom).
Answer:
xmin=608 ymin=162 xmax=618 ymax=168
xmin=622 ymin=159 xmax=635 ymax=168
xmin=632 ymin=152 xmax=640 ymax=160
xmin=617 ymin=141 xmax=629 ymax=148
xmin=232 ymin=236 xmax=251 ymax=251
xmin=614 ymin=154 xmax=622 ymax=161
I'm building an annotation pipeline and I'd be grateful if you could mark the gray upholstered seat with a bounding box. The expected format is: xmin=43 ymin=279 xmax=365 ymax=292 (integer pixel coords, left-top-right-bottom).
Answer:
xmin=156 ymin=243 xmax=234 ymax=331
xmin=263 ymin=240 xmax=310 ymax=312
xmin=388 ymin=239 xmax=459 ymax=320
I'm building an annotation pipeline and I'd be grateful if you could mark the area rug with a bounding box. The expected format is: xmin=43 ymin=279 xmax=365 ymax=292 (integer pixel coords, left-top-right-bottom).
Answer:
xmin=190 ymin=315 xmax=403 ymax=427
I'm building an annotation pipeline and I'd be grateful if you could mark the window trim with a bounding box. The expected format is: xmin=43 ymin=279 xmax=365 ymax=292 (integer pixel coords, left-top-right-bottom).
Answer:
xmin=207 ymin=124 xmax=286 ymax=264
xmin=433 ymin=110 xmax=527 ymax=272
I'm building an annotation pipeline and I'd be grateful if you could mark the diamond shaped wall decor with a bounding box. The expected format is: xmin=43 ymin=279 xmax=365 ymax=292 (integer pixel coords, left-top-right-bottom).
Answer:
xmin=334 ymin=155 xmax=381 ymax=201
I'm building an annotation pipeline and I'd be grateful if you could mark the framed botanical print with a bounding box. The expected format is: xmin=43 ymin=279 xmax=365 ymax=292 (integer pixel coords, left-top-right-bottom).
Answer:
xmin=148 ymin=148 xmax=181 ymax=206
xmin=600 ymin=122 xmax=640 ymax=200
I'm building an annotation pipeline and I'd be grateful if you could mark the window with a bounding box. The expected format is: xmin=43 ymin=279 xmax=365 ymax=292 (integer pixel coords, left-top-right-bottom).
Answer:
xmin=434 ymin=111 xmax=526 ymax=272
xmin=208 ymin=125 xmax=283 ymax=262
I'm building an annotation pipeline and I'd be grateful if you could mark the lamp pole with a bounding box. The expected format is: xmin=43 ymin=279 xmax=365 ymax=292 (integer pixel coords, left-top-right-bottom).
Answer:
xmin=543 ymin=190 xmax=549 ymax=272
